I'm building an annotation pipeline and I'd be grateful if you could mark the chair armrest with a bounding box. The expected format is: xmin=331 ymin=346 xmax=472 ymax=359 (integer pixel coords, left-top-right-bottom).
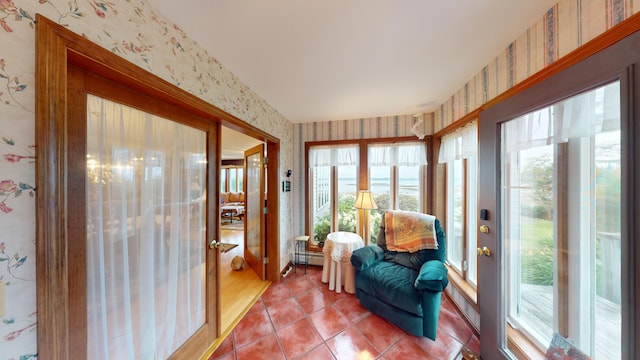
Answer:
xmin=414 ymin=260 xmax=448 ymax=292
xmin=350 ymin=245 xmax=384 ymax=271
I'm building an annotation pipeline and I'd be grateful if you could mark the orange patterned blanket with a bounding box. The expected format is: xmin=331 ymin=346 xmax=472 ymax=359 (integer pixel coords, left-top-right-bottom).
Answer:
xmin=384 ymin=210 xmax=438 ymax=253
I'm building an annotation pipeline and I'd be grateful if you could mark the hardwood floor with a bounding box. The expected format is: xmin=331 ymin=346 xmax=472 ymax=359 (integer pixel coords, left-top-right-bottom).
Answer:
xmin=212 ymin=225 xmax=270 ymax=354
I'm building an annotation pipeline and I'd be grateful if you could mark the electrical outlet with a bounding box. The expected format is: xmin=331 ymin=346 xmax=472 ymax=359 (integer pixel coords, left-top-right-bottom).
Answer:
xmin=0 ymin=282 xmax=5 ymax=317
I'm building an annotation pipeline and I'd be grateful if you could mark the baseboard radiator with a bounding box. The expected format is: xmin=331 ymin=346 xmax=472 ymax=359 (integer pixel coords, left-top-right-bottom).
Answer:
xmin=293 ymin=251 xmax=324 ymax=267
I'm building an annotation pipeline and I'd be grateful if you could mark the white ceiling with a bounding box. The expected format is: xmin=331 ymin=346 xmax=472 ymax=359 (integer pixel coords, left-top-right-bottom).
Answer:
xmin=221 ymin=126 xmax=262 ymax=160
xmin=151 ymin=0 xmax=557 ymax=124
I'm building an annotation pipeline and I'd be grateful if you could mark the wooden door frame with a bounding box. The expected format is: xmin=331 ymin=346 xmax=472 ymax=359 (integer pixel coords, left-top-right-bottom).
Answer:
xmin=35 ymin=15 xmax=281 ymax=359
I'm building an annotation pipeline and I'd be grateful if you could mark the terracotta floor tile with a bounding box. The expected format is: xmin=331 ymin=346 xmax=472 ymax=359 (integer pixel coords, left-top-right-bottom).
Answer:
xmin=318 ymin=284 xmax=343 ymax=304
xmin=296 ymin=287 xmax=331 ymax=314
xmin=411 ymin=328 xmax=464 ymax=360
xmin=439 ymin=298 xmax=474 ymax=344
xmin=247 ymin=298 xmax=265 ymax=314
xmin=285 ymin=275 xmax=317 ymax=295
xmin=214 ymin=277 xmax=477 ymax=360
xmin=211 ymin=353 xmax=234 ymax=360
xmin=276 ymin=318 xmax=323 ymax=359
xmin=305 ymin=267 xmax=326 ymax=288
xmin=284 ymin=269 xmax=305 ymax=281
xmin=308 ymin=304 xmax=352 ymax=340
xmin=209 ymin=333 xmax=234 ymax=359
xmin=333 ymin=295 xmax=370 ymax=323
xmin=356 ymin=314 xmax=405 ymax=353
xmin=266 ymin=296 xmax=306 ymax=329
xmin=326 ymin=326 xmax=379 ymax=360
xmin=233 ymin=309 xmax=274 ymax=348
xmin=235 ymin=333 xmax=284 ymax=360
xmin=262 ymin=282 xmax=293 ymax=308
xmin=382 ymin=336 xmax=431 ymax=359
xmin=465 ymin=333 xmax=481 ymax=354
xmin=297 ymin=343 xmax=336 ymax=360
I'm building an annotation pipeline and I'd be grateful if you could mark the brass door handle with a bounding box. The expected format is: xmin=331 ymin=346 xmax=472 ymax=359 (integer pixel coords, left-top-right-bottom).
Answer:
xmin=477 ymin=246 xmax=491 ymax=257
xmin=479 ymin=225 xmax=489 ymax=234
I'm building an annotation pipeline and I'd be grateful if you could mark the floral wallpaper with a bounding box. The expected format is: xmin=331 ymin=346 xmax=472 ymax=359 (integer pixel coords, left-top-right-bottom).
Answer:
xmin=0 ymin=0 xmax=293 ymax=358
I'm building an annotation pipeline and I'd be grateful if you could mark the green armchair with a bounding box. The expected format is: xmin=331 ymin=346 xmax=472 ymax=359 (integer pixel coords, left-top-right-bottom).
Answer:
xmin=350 ymin=211 xmax=448 ymax=340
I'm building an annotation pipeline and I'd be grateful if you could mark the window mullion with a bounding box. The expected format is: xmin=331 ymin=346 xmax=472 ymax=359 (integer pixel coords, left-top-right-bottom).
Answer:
xmin=391 ymin=166 xmax=398 ymax=209
xmin=331 ymin=166 xmax=338 ymax=232
xmin=462 ymin=158 xmax=469 ymax=281
xmin=556 ymin=142 xmax=569 ymax=336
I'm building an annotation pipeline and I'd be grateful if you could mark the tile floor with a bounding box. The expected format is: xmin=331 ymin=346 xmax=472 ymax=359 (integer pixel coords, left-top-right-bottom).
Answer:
xmin=210 ymin=265 xmax=480 ymax=360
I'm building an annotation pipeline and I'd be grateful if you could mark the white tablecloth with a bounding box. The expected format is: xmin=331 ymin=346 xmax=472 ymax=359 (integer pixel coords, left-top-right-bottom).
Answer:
xmin=321 ymin=231 xmax=364 ymax=294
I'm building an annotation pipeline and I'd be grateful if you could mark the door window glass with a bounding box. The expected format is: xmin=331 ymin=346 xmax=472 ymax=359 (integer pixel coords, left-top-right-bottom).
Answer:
xmin=86 ymin=95 xmax=206 ymax=358
xmin=501 ymin=82 xmax=621 ymax=358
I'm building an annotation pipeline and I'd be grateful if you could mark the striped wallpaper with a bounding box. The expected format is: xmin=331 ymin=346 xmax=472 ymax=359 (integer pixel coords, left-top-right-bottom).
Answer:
xmin=435 ymin=0 xmax=635 ymax=132
xmin=293 ymin=0 xmax=637 ymax=327
xmin=297 ymin=0 xmax=636 ymax=144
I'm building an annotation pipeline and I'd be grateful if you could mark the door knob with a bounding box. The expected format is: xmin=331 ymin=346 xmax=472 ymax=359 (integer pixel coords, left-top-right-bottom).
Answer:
xmin=209 ymin=239 xmax=238 ymax=253
xmin=477 ymin=246 xmax=491 ymax=257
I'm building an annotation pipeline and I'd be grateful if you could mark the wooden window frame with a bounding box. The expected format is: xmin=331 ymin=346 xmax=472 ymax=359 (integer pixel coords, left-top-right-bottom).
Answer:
xmin=304 ymin=137 xmax=431 ymax=249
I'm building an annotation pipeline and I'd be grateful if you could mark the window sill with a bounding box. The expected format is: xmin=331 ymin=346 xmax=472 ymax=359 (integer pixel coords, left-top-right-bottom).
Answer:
xmin=507 ymin=323 xmax=546 ymax=360
xmin=445 ymin=264 xmax=479 ymax=312
xmin=307 ymin=243 xmax=323 ymax=253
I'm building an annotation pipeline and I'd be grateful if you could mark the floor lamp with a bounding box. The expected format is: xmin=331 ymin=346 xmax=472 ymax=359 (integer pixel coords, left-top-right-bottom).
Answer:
xmin=355 ymin=190 xmax=378 ymax=244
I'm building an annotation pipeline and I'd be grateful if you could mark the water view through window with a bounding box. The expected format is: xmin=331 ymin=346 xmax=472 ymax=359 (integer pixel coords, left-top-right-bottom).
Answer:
xmin=310 ymin=142 xmax=426 ymax=245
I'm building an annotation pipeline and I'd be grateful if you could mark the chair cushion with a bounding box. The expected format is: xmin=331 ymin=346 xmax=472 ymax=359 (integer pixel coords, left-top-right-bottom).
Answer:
xmin=356 ymin=261 xmax=423 ymax=317
xmin=229 ymin=192 xmax=243 ymax=203
xmin=351 ymin=245 xmax=384 ymax=271
xmin=383 ymin=250 xmax=434 ymax=272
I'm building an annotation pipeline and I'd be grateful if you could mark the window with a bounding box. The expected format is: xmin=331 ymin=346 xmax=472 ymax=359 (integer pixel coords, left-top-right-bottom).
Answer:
xmin=501 ymin=82 xmax=621 ymax=358
xmin=221 ymin=166 xmax=243 ymax=192
xmin=308 ymin=141 xmax=428 ymax=245
xmin=439 ymin=122 xmax=478 ymax=288
xmin=220 ymin=168 xmax=226 ymax=193
xmin=308 ymin=145 xmax=359 ymax=243
xmin=368 ymin=142 xmax=428 ymax=244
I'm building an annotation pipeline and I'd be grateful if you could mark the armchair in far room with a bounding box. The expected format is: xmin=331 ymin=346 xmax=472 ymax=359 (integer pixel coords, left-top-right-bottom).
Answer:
xmin=350 ymin=210 xmax=448 ymax=340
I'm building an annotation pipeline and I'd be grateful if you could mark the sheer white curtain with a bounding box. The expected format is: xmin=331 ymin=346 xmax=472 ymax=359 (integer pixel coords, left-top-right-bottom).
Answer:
xmin=309 ymin=144 xmax=359 ymax=167
xmin=502 ymin=82 xmax=620 ymax=153
xmin=438 ymin=121 xmax=478 ymax=163
xmin=86 ymin=95 xmax=206 ymax=359
xmin=438 ymin=121 xmax=478 ymax=285
xmin=368 ymin=142 xmax=427 ymax=166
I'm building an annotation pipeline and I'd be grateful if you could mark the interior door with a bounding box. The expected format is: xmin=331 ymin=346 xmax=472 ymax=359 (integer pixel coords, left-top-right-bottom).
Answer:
xmin=244 ymin=144 xmax=266 ymax=280
xmin=68 ymin=66 xmax=219 ymax=359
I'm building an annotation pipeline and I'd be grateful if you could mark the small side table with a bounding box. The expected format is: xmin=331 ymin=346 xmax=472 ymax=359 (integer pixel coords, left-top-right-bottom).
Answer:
xmin=321 ymin=232 xmax=364 ymax=293
xmin=294 ymin=235 xmax=309 ymax=274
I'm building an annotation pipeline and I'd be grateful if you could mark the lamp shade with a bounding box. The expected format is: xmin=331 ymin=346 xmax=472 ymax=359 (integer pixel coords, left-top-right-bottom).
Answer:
xmin=354 ymin=190 xmax=378 ymax=210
